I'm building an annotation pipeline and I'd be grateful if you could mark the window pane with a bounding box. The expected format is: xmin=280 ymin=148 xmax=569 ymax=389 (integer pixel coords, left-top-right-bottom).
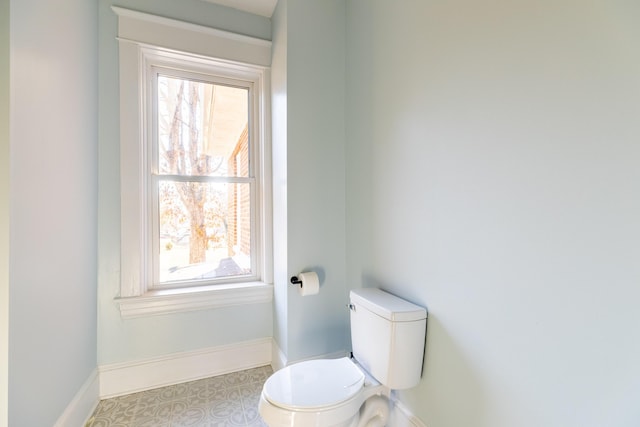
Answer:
xmin=157 ymin=75 xmax=249 ymax=177
xmin=158 ymin=181 xmax=252 ymax=283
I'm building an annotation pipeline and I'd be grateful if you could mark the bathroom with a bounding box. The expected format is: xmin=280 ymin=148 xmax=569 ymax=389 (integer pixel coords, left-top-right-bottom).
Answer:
xmin=4 ymin=0 xmax=640 ymax=426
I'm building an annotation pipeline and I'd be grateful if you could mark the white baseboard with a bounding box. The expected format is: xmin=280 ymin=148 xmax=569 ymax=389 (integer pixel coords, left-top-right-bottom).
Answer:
xmin=99 ymin=338 xmax=272 ymax=398
xmin=54 ymin=369 xmax=99 ymax=427
xmin=389 ymin=395 xmax=427 ymax=427
xmin=271 ymin=339 xmax=287 ymax=371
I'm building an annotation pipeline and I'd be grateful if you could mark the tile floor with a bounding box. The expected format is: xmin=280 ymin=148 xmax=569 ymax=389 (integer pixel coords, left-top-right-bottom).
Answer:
xmin=85 ymin=365 xmax=272 ymax=427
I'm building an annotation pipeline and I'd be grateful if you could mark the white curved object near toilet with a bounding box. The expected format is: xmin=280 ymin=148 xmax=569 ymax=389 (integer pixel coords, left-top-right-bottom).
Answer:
xmin=259 ymin=288 xmax=427 ymax=427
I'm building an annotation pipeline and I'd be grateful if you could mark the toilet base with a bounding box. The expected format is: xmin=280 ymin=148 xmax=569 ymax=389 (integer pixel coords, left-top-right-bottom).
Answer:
xmin=356 ymin=395 xmax=389 ymax=427
xmin=259 ymin=391 xmax=390 ymax=427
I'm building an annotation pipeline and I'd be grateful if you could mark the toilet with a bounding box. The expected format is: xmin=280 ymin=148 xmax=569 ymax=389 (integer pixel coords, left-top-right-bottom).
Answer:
xmin=259 ymin=288 xmax=427 ymax=427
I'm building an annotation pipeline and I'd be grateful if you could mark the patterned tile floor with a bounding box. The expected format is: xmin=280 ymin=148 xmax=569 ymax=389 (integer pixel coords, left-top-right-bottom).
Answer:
xmin=86 ymin=365 xmax=272 ymax=427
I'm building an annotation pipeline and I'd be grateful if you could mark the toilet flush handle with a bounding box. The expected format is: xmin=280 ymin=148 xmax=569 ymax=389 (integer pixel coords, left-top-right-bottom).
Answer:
xmin=347 ymin=303 xmax=356 ymax=311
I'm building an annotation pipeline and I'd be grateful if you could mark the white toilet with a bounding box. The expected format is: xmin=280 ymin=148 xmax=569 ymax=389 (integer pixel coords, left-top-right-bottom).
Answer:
xmin=259 ymin=288 xmax=427 ymax=427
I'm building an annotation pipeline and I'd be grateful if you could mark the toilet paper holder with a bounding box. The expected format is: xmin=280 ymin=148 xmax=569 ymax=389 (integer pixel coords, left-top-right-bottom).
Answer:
xmin=289 ymin=271 xmax=321 ymax=296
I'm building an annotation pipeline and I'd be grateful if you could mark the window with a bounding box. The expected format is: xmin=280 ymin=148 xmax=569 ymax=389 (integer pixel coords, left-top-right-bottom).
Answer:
xmin=113 ymin=7 xmax=272 ymax=317
xmin=153 ymin=71 xmax=256 ymax=287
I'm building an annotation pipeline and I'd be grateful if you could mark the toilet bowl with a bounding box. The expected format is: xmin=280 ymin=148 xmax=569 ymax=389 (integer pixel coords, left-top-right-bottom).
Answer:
xmin=259 ymin=288 xmax=427 ymax=427
xmin=258 ymin=357 xmax=388 ymax=427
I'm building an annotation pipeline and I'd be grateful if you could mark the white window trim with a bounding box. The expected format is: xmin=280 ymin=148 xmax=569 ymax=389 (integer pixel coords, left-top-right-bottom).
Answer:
xmin=113 ymin=7 xmax=273 ymax=318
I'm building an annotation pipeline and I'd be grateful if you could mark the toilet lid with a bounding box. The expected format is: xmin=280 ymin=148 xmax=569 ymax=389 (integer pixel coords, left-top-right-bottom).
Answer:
xmin=263 ymin=357 xmax=364 ymax=410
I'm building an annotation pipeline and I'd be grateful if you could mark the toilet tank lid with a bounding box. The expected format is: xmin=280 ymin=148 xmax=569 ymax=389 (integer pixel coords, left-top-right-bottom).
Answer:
xmin=350 ymin=288 xmax=427 ymax=322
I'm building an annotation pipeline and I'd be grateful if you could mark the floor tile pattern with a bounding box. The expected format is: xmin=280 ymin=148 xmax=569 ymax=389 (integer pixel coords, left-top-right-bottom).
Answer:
xmin=86 ymin=365 xmax=272 ymax=427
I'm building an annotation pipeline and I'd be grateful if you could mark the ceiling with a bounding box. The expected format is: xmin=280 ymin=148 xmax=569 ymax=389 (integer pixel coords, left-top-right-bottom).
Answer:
xmin=200 ymin=0 xmax=277 ymax=17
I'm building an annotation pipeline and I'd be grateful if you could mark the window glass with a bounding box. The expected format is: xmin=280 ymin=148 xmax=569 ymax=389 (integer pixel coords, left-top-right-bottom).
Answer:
xmin=155 ymin=74 xmax=253 ymax=285
xmin=157 ymin=75 xmax=249 ymax=177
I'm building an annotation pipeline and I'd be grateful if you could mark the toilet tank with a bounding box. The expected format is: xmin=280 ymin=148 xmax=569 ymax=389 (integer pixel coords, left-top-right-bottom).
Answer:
xmin=350 ymin=288 xmax=427 ymax=390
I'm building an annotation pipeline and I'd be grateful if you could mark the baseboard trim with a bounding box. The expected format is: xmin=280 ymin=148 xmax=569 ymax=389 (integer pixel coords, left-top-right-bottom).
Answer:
xmin=54 ymin=369 xmax=99 ymax=427
xmin=390 ymin=394 xmax=428 ymax=427
xmin=99 ymin=338 xmax=272 ymax=398
xmin=271 ymin=339 xmax=286 ymax=371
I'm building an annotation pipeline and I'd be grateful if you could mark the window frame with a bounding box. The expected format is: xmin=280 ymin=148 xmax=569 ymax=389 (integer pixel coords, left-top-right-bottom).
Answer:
xmin=113 ymin=7 xmax=272 ymax=318
xmin=147 ymin=62 xmax=260 ymax=289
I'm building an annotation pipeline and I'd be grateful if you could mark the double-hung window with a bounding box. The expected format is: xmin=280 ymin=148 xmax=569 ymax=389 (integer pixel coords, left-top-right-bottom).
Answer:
xmin=152 ymin=68 xmax=257 ymax=287
xmin=114 ymin=7 xmax=272 ymax=318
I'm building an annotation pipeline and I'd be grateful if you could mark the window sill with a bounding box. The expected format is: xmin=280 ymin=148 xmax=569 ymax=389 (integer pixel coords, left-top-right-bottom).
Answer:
xmin=115 ymin=282 xmax=273 ymax=319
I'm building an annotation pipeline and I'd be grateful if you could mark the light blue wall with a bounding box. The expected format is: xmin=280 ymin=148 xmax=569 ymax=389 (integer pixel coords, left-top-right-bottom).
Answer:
xmin=97 ymin=0 xmax=349 ymax=369
xmin=345 ymin=1 xmax=640 ymax=426
xmin=271 ymin=0 xmax=289 ymax=359
xmin=97 ymin=0 xmax=273 ymax=365
xmin=271 ymin=0 xmax=349 ymax=363
xmin=8 ymin=0 xmax=98 ymax=425
xmin=0 ymin=0 xmax=9 ymax=424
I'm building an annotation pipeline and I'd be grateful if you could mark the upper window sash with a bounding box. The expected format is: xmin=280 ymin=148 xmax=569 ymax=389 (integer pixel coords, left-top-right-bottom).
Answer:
xmin=149 ymin=67 xmax=256 ymax=179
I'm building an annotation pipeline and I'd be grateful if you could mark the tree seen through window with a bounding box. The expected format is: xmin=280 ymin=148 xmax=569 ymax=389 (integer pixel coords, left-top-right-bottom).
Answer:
xmin=156 ymin=75 xmax=252 ymax=283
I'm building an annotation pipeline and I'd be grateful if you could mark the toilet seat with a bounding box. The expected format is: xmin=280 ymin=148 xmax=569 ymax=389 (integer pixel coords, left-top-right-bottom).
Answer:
xmin=263 ymin=357 xmax=364 ymax=410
